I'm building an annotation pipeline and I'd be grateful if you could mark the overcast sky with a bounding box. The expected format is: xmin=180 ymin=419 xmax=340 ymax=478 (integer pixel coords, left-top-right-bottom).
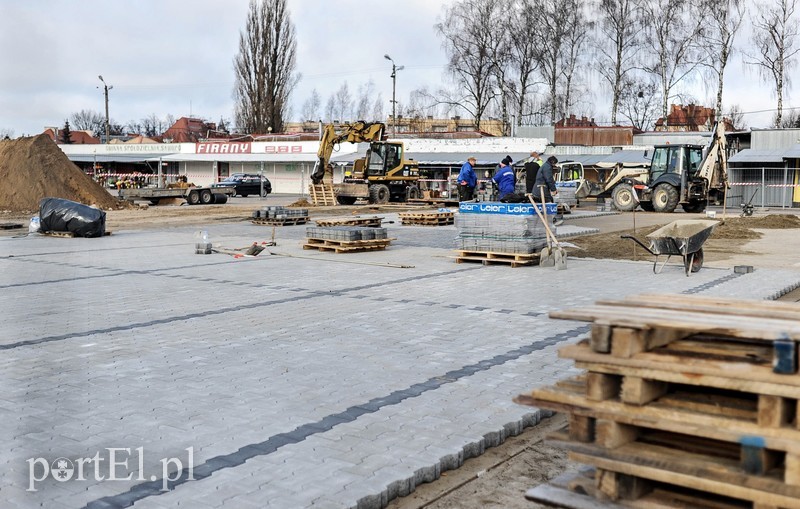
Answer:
xmin=0 ymin=0 xmax=789 ymax=137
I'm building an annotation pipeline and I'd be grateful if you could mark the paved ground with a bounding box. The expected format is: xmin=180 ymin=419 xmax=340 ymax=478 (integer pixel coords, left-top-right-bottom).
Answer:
xmin=2 ymin=214 xmax=800 ymax=509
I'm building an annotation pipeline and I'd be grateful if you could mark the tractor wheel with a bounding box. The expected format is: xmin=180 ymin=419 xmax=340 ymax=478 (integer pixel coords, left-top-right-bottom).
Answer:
xmin=336 ymin=196 xmax=358 ymax=205
xmin=369 ymin=184 xmax=390 ymax=204
xmin=406 ymin=185 xmax=421 ymax=201
xmin=652 ymin=183 xmax=679 ymax=213
xmin=682 ymin=200 xmax=707 ymax=213
xmin=611 ymin=183 xmax=637 ymax=212
xmin=187 ymin=190 xmax=201 ymax=205
xmin=200 ymin=189 xmax=214 ymax=204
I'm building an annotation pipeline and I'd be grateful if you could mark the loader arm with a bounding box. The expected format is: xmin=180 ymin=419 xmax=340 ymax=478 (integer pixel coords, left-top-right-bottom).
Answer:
xmin=311 ymin=121 xmax=386 ymax=184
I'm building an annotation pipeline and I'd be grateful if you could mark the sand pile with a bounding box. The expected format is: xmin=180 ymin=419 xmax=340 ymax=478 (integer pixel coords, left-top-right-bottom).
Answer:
xmin=0 ymin=134 xmax=122 ymax=212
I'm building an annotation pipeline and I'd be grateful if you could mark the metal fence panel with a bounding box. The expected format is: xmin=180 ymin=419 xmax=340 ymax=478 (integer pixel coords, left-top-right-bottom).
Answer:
xmin=727 ymin=166 xmax=798 ymax=208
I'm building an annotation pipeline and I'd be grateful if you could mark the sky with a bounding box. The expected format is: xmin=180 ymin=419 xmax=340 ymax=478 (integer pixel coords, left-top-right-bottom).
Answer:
xmin=0 ymin=0 xmax=789 ymax=137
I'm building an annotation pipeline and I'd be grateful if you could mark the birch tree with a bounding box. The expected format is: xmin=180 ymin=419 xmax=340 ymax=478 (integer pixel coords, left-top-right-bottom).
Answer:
xmin=699 ymin=0 xmax=746 ymax=121
xmin=745 ymin=0 xmax=799 ymax=127
xmin=595 ymin=0 xmax=642 ymax=125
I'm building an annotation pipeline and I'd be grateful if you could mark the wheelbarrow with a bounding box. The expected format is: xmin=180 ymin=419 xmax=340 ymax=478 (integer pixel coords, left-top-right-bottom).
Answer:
xmin=621 ymin=219 xmax=719 ymax=276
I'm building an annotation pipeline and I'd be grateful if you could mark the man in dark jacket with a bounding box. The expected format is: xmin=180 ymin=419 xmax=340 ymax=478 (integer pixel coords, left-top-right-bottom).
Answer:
xmin=533 ymin=156 xmax=559 ymax=202
xmin=524 ymin=151 xmax=543 ymax=194
xmin=457 ymin=157 xmax=478 ymax=201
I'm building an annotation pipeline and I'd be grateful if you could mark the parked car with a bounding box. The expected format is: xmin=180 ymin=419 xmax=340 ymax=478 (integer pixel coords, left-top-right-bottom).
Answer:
xmin=211 ymin=174 xmax=272 ymax=197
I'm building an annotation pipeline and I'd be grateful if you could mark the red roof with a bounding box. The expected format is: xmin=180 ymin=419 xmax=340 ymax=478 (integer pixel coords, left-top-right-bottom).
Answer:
xmin=42 ymin=128 xmax=101 ymax=144
xmin=163 ymin=117 xmax=226 ymax=143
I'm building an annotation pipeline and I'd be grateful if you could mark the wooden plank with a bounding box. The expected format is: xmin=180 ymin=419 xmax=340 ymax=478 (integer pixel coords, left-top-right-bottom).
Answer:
xmin=516 ymin=382 xmax=800 ymax=454
xmin=549 ymin=432 xmax=800 ymax=506
xmin=758 ymin=395 xmax=793 ymax=428
xmin=591 ymin=323 xmax=612 ymax=353
xmin=561 ymin=342 xmax=800 ymax=395
xmin=549 ymin=304 xmax=800 ymax=342
xmin=587 ymin=372 xmax=621 ymax=401
xmin=610 ymin=328 xmax=647 ymax=358
xmin=568 ymin=450 xmax=800 ymax=508
xmin=621 ymin=377 xmax=668 ymax=406
xmin=616 ymin=293 xmax=800 ymax=322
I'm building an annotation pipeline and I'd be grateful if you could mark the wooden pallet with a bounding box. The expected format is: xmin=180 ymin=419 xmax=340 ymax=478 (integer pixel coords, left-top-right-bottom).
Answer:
xmin=302 ymin=237 xmax=395 ymax=253
xmin=514 ymin=294 xmax=800 ymax=508
xmin=398 ymin=211 xmax=455 ymax=226
xmin=314 ymin=216 xmax=384 ymax=227
xmin=251 ymin=217 xmax=308 ymax=226
xmin=454 ymin=250 xmax=539 ymax=268
xmin=309 ymin=183 xmax=336 ymax=206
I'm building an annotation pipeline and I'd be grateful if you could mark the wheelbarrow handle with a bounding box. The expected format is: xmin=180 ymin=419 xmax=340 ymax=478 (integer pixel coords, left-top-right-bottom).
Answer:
xmin=620 ymin=234 xmax=657 ymax=256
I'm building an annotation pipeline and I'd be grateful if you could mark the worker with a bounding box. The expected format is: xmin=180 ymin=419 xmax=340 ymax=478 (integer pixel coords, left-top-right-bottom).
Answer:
xmin=533 ymin=156 xmax=559 ymax=202
xmin=492 ymin=156 xmax=516 ymax=201
xmin=524 ymin=151 xmax=544 ymax=194
xmin=457 ymin=156 xmax=478 ymax=201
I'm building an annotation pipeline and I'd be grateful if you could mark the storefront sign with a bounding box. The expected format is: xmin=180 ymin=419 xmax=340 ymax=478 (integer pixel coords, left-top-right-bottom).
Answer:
xmin=196 ymin=142 xmax=252 ymax=154
xmin=265 ymin=145 xmax=303 ymax=154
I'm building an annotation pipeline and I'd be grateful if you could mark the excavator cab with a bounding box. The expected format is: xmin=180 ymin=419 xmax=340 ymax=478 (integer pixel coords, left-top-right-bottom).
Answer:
xmin=645 ymin=144 xmax=709 ymax=213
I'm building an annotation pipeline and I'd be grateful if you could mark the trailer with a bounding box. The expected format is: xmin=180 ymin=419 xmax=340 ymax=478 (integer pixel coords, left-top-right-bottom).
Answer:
xmin=118 ymin=186 xmax=234 ymax=205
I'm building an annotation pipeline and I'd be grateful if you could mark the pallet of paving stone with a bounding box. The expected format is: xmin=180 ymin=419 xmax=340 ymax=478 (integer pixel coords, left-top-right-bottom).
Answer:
xmin=314 ymin=216 xmax=384 ymax=228
xmin=302 ymin=237 xmax=395 ymax=253
xmin=398 ymin=211 xmax=455 ymax=226
xmin=454 ymin=249 xmax=539 ymax=268
xmin=251 ymin=217 xmax=308 ymax=226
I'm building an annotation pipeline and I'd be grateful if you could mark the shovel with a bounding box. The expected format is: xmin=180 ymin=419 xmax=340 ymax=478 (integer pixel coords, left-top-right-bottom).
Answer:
xmin=534 ymin=191 xmax=568 ymax=270
xmin=528 ymin=194 xmax=554 ymax=267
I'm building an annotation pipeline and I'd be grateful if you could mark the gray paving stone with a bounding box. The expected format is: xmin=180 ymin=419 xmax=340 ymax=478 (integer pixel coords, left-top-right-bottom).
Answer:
xmin=2 ymin=223 xmax=799 ymax=509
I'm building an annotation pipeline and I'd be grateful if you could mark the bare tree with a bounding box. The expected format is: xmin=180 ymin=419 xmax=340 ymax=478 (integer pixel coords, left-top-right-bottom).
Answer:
xmin=698 ymin=0 xmax=745 ymax=121
xmin=725 ymin=104 xmax=746 ymax=130
xmin=0 ymin=128 xmax=14 ymax=139
xmin=559 ymin=0 xmax=593 ymax=121
xmin=324 ymin=95 xmax=335 ymax=122
xmin=141 ymin=114 xmax=169 ymax=137
xmin=508 ymin=0 xmax=544 ymax=126
xmin=745 ymin=0 xmax=799 ymax=127
xmin=354 ymin=81 xmax=377 ymax=120
xmin=777 ymin=108 xmax=800 ymax=127
xmin=618 ymin=76 xmax=660 ymax=130
xmin=333 ymin=82 xmax=352 ymax=121
xmin=301 ymin=89 xmax=322 ymax=121
xmin=639 ymin=0 xmax=705 ymax=125
xmin=371 ymin=94 xmax=385 ymax=121
xmin=70 ymin=109 xmax=105 ymax=135
xmin=538 ymin=0 xmax=571 ymax=123
xmin=233 ymin=0 xmax=298 ymax=133
xmin=595 ymin=0 xmax=643 ymax=125
xmin=435 ymin=0 xmax=506 ymax=129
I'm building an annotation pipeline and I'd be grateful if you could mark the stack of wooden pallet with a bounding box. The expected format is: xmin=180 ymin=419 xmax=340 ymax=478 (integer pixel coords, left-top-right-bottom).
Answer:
xmin=517 ymin=293 xmax=800 ymax=509
xmin=454 ymin=250 xmax=539 ymax=268
xmin=309 ymin=183 xmax=337 ymax=206
xmin=315 ymin=216 xmax=383 ymax=228
xmin=399 ymin=210 xmax=455 ymax=226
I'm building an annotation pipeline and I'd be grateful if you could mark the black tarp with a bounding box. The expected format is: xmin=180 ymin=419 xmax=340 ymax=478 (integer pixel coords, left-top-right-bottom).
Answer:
xmin=39 ymin=198 xmax=106 ymax=238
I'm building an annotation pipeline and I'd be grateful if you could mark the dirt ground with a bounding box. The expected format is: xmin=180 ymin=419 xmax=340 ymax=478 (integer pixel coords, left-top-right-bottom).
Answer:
xmin=4 ymin=198 xmax=800 ymax=507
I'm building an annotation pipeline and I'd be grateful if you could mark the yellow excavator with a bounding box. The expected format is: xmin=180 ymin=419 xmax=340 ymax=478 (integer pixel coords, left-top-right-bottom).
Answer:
xmin=311 ymin=121 xmax=420 ymax=204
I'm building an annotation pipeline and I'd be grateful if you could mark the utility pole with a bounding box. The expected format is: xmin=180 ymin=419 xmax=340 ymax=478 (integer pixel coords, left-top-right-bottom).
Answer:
xmin=384 ymin=54 xmax=404 ymax=135
xmin=98 ymin=75 xmax=113 ymax=144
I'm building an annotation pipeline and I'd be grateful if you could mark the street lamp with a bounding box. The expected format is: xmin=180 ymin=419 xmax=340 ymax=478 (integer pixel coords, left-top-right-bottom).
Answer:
xmin=384 ymin=54 xmax=404 ymax=135
xmin=98 ymin=75 xmax=113 ymax=144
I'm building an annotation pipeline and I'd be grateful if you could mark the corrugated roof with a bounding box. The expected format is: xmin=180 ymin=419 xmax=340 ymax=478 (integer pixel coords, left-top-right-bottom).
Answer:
xmin=728 ymin=149 xmax=787 ymax=163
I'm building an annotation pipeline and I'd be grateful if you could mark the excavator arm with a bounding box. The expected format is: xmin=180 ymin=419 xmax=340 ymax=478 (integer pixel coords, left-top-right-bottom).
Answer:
xmin=697 ymin=121 xmax=728 ymax=189
xmin=311 ymin=121 xmax=386 ymax=184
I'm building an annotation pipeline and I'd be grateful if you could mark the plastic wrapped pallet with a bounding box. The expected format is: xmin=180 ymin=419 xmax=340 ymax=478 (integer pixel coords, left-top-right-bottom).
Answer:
xmin=454 ymin=201 xmax=555 ymax=254
xmin=39 ymin=197 xmax=106 ymax=238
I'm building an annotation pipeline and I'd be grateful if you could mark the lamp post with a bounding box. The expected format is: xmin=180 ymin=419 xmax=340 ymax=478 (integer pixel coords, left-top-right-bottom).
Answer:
xmin=383 ymin=54 xmax=404 ymax=135
xmin=98 ymin=75 xmax=113 ymax=144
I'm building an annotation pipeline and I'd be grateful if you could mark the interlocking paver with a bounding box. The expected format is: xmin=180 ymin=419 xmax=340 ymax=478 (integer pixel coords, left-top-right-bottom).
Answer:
xmin=2 ymin=221 xmax=798 ymax=509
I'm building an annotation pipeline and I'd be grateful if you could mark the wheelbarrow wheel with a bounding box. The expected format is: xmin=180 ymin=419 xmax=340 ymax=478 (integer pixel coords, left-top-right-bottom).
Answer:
xmin=685 ymin=248 xmax=704 ymax=274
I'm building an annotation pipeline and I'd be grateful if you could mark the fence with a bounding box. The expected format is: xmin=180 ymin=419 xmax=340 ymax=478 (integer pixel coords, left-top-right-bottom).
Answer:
xmin=727 ymin=166 xmax=800 ymax=209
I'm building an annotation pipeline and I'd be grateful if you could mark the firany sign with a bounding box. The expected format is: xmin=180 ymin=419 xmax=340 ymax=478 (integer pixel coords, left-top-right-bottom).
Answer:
xmin=196 ymin=142 xmax=252 ymax=154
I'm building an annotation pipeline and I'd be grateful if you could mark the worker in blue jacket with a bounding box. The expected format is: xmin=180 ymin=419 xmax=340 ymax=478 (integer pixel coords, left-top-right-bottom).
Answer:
xmin=457 ymin=157 xmax=478 ymax=201
xmin=492 ymin=156 xmax=516 ymax=201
